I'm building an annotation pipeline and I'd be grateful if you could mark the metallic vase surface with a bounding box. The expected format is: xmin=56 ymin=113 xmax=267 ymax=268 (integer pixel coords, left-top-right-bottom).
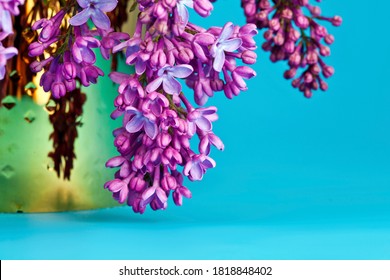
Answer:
xmin=0 ymin=65 xmax=123 ymax=213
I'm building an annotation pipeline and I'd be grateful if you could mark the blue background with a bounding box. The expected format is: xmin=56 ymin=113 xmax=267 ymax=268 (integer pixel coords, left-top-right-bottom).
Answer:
xmin=1 ymin=0 xmax=390 ymax=259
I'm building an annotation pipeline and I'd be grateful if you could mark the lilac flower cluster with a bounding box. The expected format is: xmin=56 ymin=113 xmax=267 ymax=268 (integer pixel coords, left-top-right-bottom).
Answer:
xmin=0 ymin=0 xmax=23 ymax=80
xmin=28 ymin=0 xmax=124 ymax=98
xmin=23 ymin=0 xmax=257 ymax=212
xmin=104 ymin=0 xmax=257 ymax=213
xmin=241 ymin=0 xmax=341 ymax=98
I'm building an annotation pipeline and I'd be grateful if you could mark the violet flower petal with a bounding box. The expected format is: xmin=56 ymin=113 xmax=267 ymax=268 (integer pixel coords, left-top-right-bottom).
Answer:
xmin=69 ymin=8 xmax=92 ymax=26
xmin=219 ymin=22 xmax=234 ymax=42
xmin=144 ymin=120 xmax=158 ymax=139
xmin=76 ymin=0 xmax=90 ymax=8
xmin=135 ymin=59 xmax=146 ymax=75
xmin=173 ymin=190 xmax=183 ymax=206
xmin=213 ymin=48 xmax=225 ymax=72
xmin=220 ymin=38 xmax=242 ymax=52
xmin=80 ymin=46 xmax=96 ymax=64
xmin=209 ymin=134 xmax=224 ymax=150
xmin=190 ymin=162 xmax=203 ymax=180
xmin=187 ymin=122 xmax=196 ymax=136
xmin=91 ymin=8 xmax=111 ymax=30
xmin=107 ymin=179 xmax=125 ymax=192
xmin=196 ymin=117 xmax=212 ymax=131
xmin=180 ymin=186 xmax=192 ymax=198
xmin=126 ymin=116 xmax=144 ymax=133
xmin=95 ymin=0 xmax=118 ymax=12
xmin=118 ymin=186 xmax=129 ymax=204
xmin=142 ymin=186 xmax=157 ymax=206
xmin=0 ymin=10 xmax=12 ymax=33
xmin=150 ymin=102 xmax=163 ymax=116
xmin=176 ymin=1 xmax=189 ymax=26
xmin=119 ymin=161 xmax=131 ymax=177
xmin=163 ymin=74 xmax=182 ymax=95
xmin=105 ymin=156 xmax=126 ymax=168
xmin=0 ymin=66 xmax=5 ymax=80
xmin=202 ymin=157 xmax=216 ymax=168
xmin=146 ymin=76 xmax=164 ymax=93
xmin=170 ymin=64 xmax=193 ymax=78
xmin=71 ymin=44 xmax=83 ymax=63
xmin=182 ymin=0 xmax=194 ymax=8
xmin=125 ymin=106 xmax=140 ymax=115
xmin=199 ymin=106 xmax=217 ymax=115
xmin=183 ymin=161 xmax=192 ymax=176
xmin=83 ymin=36 xmax=101 ymax=48
xmin=1 ymin=47 xmax=18 ymax=60
xmin=109 ymin=72 xmax=130 ymax=84
xmin=155 ymin=187 xmax=168 ymax=204
xmin=195 ymin=93 xmax=208 ymax=106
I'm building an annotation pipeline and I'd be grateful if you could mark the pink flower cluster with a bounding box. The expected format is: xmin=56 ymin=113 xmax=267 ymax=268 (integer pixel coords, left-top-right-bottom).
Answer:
xmin=104 ymin=0 xmax=258 ymax=213
xmin=241 ymin=0 xmax=341 ymax=98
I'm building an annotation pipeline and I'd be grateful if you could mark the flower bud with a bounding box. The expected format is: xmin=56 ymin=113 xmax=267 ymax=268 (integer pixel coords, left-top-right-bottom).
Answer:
xmin=284 ymin=68 xmax=296 ymax=79
xmin=304 ymin=72 xmax=313 ymax=84
xmin=319 ymin=45 xmax=330 ymax=56
xmin=243 ymin=2 xmax=256 ymax=17
xmin=256 ymin=10 xmax=268 ymax=21
xmin=322 ymin=65 xmax=334 ymax=78
xmin=281 ymin=8 xmax=293 ymax=19
xmin=320 ymin=80 xmax=328 ymax=91
xmin=210 ymin=78 xmax=224 ymax=91
xmin=28 ymin=42 xmax=45 ymax=57
xmin=331 ymin=16 xmax=342 ymax=26
xmin=178 ymin=48 xmax=194 ymax=63
xmin=157 ymin=132 xmax=172 ymax=148
xmin=324 ymin=34 xmax=335 ymax=45
xmin=309 ymin=6 xmax=321 ymax=17
xmin=273 ymin=32 xmax=285 ymax=46
xmin=223 ymin=82 xmax=240 ymax=99
xmin=194 ymin=0 xmax=213 ymax=17
xmin=304 ymin=88 xmax=312 ymax=98
xmin=283 ymin=40 xmax=295 ymax=54
xmin=62 ymin=62 xmax=76 ymax=80
xmin=51 ymin=82 xmax=66 ymax=99
xmin=269 ymin=18 xmax=280 ymax=31
xmin=289 ymin=52 xmax=301 ymax=66
xmin=295 ymin=15 xmax=309 ymax=28
xmin=306 ymin=51 xmax=318 ymax=65
xmin=241 ymin=50 xmax=257 ymax=64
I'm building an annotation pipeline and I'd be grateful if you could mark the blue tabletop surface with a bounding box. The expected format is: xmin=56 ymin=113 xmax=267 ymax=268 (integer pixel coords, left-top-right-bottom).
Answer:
xmin=1 ymin=0 xmax=390 ymax=260
xmin=0 ymin=202 xmax=389 ymax=260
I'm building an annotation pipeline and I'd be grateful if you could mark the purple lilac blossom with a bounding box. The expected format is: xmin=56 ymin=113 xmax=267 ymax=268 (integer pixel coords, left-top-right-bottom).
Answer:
xmin=105 ymin=0 xmax=257 ymax=213
xmin=26 ymin=0 xmax=257 ymax=213
xmin=29 ymin=22 xmax=106 ymax=97
xmin=28 ymin=0 xmax=124 ymax=98
xmin=210 ymin=22 xmax=242 ymax=72
xmin=241 ymin=0 xmax=341 ymax=98
xmin=146 ymin=64 xmax=194 ymax=95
